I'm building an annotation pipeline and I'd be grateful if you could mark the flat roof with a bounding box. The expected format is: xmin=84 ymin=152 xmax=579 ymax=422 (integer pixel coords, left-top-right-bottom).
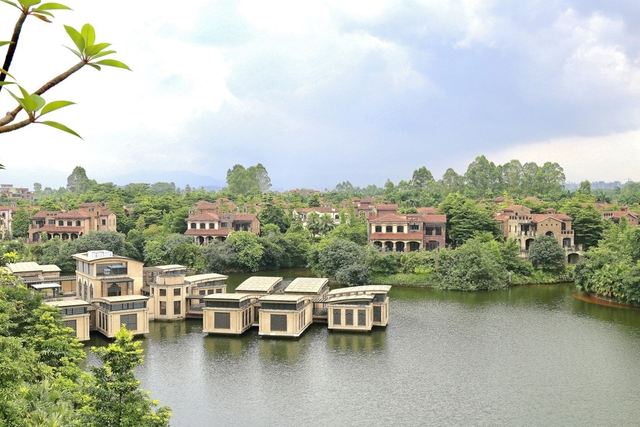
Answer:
xmin=259 ymin=294 xmax=308 ymax=303
xmin=40 ymin=264 xmax=62 ymax=273
xmin=203 ymin=293 xmax=255 ymax=301
xmin=328 ymin=285 xmax=392 ymax=297
xmin=235 ymin=276 xmax=282 ymax=293
xmin=95 ymin=295 xmax=149 ymax=303
xmin=284 ymin=277 xmax=329 ymax=294
xmin=144 ymin=264 xmax=186 ymax=273
xmin=185 ymin=273 xmax=228 ymax=284
xmin=46 ymin=299 xmax=91 ymax=308
xmin=31 ymin=283 xmax=61 ymax=289
xmin=326 ymin=294 xmax=375 ymax=304
xmin=72 ymin=252 xmax=136 ymax=263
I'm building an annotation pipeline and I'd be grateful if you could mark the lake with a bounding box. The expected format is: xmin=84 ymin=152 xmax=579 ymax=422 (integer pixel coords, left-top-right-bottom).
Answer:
xmin=86 ymin=271 xmax=640 ymax=426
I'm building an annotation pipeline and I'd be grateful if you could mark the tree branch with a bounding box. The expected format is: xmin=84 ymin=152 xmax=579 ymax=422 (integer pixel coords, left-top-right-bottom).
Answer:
xmin=0 ymin=61 xmax=85 ymax=127
xmin=0 ymin=118 xmax=32 ymax=134
xmin=0 ymin=12 xmax=27 ymax=95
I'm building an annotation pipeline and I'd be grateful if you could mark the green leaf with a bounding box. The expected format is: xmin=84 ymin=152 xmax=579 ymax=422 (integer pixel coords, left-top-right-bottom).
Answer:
xmin=0 ymin=0 xmax=19 ymax=9
xmin=39 ymin=100 xmax=74 ymax=116
xmin=34 ymin=2 xmax=71 ymax=11
xmin=85 ymin=42 xmax=111 ymax=57
xmin=17 ymin=86 xmax=37 ymax=112
xmin=63 ymin=45 xmax=82 ymax=59
xmin=86 ymin=63 xmax=101 ymax=71
xmin=90 ymin=49 xmax=116 ymax=60
xmin=19 ymin=0 xmax=40 ymax=8
xmin=39 ymin=121 xmax=82 ymax=139
xmin=93 ymin=59 xmax=131 ymax=71
xmin=0 ymin=41 xmax=13 ymax=47
xmin=31 ymin=13 xmax=52 ymax=22
xmin=81 ymin=23 xmax=95 ymax=47
xmin=6 ymin=89 xmax=30 ymax=112
xmin=0 ymin=82 xmax=15 ymax=87
xmin=64 ymin=25 xmax=84 ymax=53
xmin=31 ymin=94 xmax=45 ymax=112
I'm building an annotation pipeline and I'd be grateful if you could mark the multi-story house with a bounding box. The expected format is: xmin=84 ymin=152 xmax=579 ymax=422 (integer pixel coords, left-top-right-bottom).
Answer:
xmin=28 ymin=203 xmax=117 ymax=242
xmin=73 ymin=250 xmax=149 ymax=338
xmin=495 ymin=205 xmax=583 ymax=263
xmin=184 ymin=200 xmax=260 ymax=245
xmin=0 ymin=184 xmax=34 ymax=202
xmin=291 ymin=207 xmax=341 ymax=227
xmin=368 ymin=212 xmax=447 ymax=252
xmin=0 ymin=205 xmax=17 ymax=239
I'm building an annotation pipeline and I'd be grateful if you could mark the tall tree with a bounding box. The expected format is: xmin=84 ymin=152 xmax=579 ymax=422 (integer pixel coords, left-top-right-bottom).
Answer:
xmin=81 ymin=326 xmax=171 ymax=426
xmin=410 ymin=166 xmax=435 ymax=191
xmin=528 ymin=235 xmax=565 ymax=272
xmin=66 ymin=166 xmax=95 ymax=193
xmin=10 ymin=206 xmax=29 ymax=238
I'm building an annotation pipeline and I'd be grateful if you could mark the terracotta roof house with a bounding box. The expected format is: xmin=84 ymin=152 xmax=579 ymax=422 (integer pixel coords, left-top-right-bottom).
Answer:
xmin=602 ymin=206 xmax=638 ymax=226
xmin=368 ymin=213 xmax=447 ymax=252
xmin=185 ymin=201 xmax=259 ymax=245
xmin=494 ymin=206 xmax=583 ymax=263
xmin=28 ymin=203 xmax=117 ymax=243
xmin=291 ymin=207 xmax=341 ymax=228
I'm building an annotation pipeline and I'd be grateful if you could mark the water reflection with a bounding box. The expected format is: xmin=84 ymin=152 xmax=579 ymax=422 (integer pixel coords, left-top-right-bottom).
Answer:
xmin=202 ymin=331 xmax=256 ymax=360
xmin=327 ymin=328 xmax=387 ymax=354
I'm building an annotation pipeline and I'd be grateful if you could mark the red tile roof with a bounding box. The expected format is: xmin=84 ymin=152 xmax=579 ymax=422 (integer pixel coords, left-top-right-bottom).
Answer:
xmin=186 ymin=213 xmax=219 ymax=221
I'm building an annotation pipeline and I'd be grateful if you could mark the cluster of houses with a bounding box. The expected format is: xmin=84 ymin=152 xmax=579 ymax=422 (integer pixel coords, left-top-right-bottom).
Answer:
xmin=4 ymin=250 xmax=391 ymax=342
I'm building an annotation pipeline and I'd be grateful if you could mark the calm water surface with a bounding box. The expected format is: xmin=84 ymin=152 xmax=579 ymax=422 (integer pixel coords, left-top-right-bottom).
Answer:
xmin=87 ymin=271 xmax=640 ymax=427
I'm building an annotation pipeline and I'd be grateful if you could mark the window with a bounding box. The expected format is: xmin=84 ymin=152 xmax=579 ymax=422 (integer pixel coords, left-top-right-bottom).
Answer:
xmin=159 ymin=289 xmax=166 ymax=296
xmin=190 ymin=223 xmax=196 ymax=229
xmin=159 ymin=301 xmax=166 ymax=315
xmin=345 ymin=309 xmax=353 ymax=325
xmin=48 ymin=219 xmax=55 ymax=225
xmin=63 ymin=319 xmax=77 ymax=332
xmin=67 ymin=220 xmax=72 ymax=226
xmin=221 ymin=222 xmax=229 ymax=228
xmin=214 ymin=312 xmax=230 ymax=329
xmin=102 ymin=219 xmax=106 ymax=226
xmin=358 ymin=309 xmax=366 ymax=326
xmin=435 ymin=227 xmax=442 ymax=235
xmin=173 ymin=288 xmax=181 ymax=296
xmin=76 ymin=220 xmax=81 ymax=226
xmin=209 ymin=223 xmax=215 ymax=229
xmin=397 ymin=226 xmax=404 ymax=233
xmin=58 ymin=220 xmax=64 ymax=226
xmin=410 ymin=224 xmax=420 ymax=231
xmin=333 ymin=309 xmax=341 ymax=325
xmin=270 ymin=314 xmax=287 ymax=331
xmin=373 ymin=306 xmax=381 ymax=322
xmin=199 ymin=290 xmax=206 ymax=296
xmin=173 ymin=301 xmax=181 ymax=315
xmin=200 ymin=223 xmax=206 ymax=229
xmin=375 ymin=225 xmax=382 ymax=232
xmin=120 ymin=313 xmax=137 ymax=331
xmin=425 ymin=226 xmax=434 ymax=235
xmin=386 ymin=226 xmax=392 ymax=232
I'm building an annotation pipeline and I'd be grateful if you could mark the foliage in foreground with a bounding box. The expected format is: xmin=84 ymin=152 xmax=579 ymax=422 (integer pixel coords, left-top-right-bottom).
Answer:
xmin=575 ymin=219 xmax=640 ymax=306
xmin=0 ymin=275 xmax=170 ymax=426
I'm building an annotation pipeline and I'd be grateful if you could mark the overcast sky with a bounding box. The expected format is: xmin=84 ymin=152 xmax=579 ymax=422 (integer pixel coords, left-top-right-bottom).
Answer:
xmin=2 ymin=0 xmax=640 ymax=190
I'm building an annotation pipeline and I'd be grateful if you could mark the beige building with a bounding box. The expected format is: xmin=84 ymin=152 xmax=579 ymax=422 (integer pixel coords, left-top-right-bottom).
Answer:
xmin=141 ymin=265 xmax=228 ymax=321
xmin=29 ymin=203 xmax=117 ymax=243
xmin=326 ymin=285 xmax=391 ymax=330
xmin=495 ymin=205 xmax=583 ymax=263
xmin=46 ymin=299 xmax=91 ymax=342
xmin=4 ymin=261 xmax=75 ymax=296
xmin=284 ymin=277 xmax=329 ymax=317
xmin=73 ymin=250 xmax=145 ymax=302
xmin=184 ymin=200 xmax=260 ymax=246
xmin=94 ymin=295 xmax=150 ymax=338
xmin=258 ymin=294 xmax=313 ymax=338
xmin=202 ymin=293 xmax=259 ymax=335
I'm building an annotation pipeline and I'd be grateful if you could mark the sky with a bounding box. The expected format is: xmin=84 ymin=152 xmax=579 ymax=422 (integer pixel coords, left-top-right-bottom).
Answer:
xmin=1 ymin=0 xmax=640 ymax=190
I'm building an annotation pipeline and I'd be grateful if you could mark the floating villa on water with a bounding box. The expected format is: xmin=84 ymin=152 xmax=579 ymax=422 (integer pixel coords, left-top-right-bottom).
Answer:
xmin=93 ymin=295 xmax=150 ymax=338
xmin=326 ymin=285 xmax=391 ymax=332
xmin=47 ymin=299 xmax=91 ymax=342
xmin=258 ymin=294 xmax=313 ymax=338
xmin=202 ymin=293 xmax=259 ymax=335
